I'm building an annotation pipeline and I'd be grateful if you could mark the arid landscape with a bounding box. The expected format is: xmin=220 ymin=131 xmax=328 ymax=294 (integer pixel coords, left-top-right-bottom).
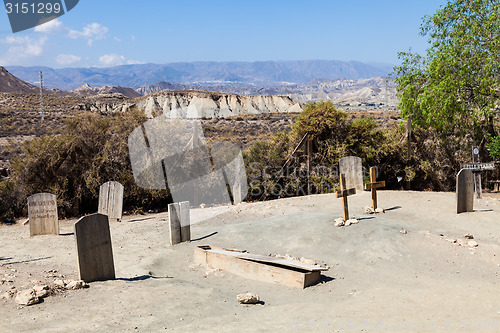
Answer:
xmin=1 ymin=190 xmax=499 ymax=332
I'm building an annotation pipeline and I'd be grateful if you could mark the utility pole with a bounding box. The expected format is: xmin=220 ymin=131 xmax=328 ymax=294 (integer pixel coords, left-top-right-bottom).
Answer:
xmin=39 ymin=71 xmax=44 ymax=123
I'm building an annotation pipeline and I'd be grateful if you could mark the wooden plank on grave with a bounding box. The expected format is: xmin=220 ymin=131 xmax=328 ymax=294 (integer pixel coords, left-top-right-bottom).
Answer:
xmin=194 ymin=246 xmax=326 ymax=289
xmin=339 ymin=156 xmax=363 ymax=192
xmin=206 ymin=247 xmax=328 ymax=272
xmin=74 ymin=213 xmax=115 ymax=282
xmin=27 ymin=193 xmax=59 ymax=237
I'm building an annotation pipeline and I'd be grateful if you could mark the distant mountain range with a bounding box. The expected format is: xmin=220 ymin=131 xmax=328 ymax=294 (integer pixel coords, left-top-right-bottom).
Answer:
xmin=6 ymin=60 xmax=393 ymax=91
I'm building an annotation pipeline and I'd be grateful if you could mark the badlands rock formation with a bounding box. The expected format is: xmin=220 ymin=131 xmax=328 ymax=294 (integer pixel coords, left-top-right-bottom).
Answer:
xmin=134 ymin=90 xmax=302 ymax=118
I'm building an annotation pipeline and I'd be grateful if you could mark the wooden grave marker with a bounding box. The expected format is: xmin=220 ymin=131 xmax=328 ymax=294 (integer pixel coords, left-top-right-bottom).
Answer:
xmin=339 ymin=156 xmax=363 ymax=193
xmin=336 ymin=174 xmax=356 ymax=221
xmin=169 ymin=201 xmax=191 ymax=245
xmin=98 ymin=181 xmax=124 ymax=222
xmin=27 ymin=193 xmax=59 ymax=236
xmin=456 ymin=169 xmax=474 ymax=214
xmin=74 ymin=213 xmax=116 ymax=282
xmin=194 ymin=245 xmax=328 ymax=289
xmin=365 ymin=167 xmax=385 ymax=210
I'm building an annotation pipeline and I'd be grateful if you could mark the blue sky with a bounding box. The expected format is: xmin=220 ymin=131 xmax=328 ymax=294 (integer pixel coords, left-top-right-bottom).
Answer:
xmin=0 ymin=0 xmax=444 ymax=68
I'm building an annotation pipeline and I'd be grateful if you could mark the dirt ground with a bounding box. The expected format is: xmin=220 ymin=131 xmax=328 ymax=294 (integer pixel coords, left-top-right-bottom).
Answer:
xmin=1 ymin=190 xmax=499 ymax=332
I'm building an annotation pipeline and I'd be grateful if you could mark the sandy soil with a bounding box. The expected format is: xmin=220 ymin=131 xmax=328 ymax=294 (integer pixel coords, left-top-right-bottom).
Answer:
xmin=1 ymin=190 xmax=499 ymax=332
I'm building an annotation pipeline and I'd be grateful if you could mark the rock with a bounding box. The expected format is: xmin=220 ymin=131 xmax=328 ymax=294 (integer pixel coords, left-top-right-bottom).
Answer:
xmin=15 ymin=290 xmax=40 ymax=306
xmin=33 ymin=285 xmax=50 ymax=298
xmin=65 ymin=280 xmax=87 ymax=290
xmin=375 ymin=208 xmax=385 ymax=214
xmin=334 ymin=218 xmax=345 ymax=227
xmin=468 ymin=240 xmax=478 ymax=248
xmin=300 ymin=257 xmax=317 ymax=266
xmin=237 ymin=293 xmax=260 ymax=304
xmin=464 ymin=234 xmax=474 ymax=239
xmin=347 ymin=219 xmax=359 ymax=225
xmin=400 ymin=229 xmax=408 ymax=234
xmin=53 ymin=279 xmax=66 ymax=288
xmin=345 ymin=220 xmax=352 ymax=226
xmin=446 ymin=239 xmax=457 ymax=243
xmin=364 ymin=206 xmax=375 ymax=214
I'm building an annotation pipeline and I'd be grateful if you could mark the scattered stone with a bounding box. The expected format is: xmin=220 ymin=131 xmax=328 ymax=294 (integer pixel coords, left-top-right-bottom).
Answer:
xmin=375 ymin=208 xmax=385 ymax=214
xmin=345 ymin=220 xmax=352 ymax=226
xmin=4 ymin=288 xmax=16 ymax=299
xmin=53 ymin=279 xmax=66 ymax=288
xmin=65 ymin=280 xmax=87 ymax=290
xmin=33 ymin=285 xmax=50 ymax=298
xmin=464 ymin=234 xmax=474 ymax=239
xmin=237 ymin=293 xmax=260 ymax=304
xmin=334 ymin=218 xmax=345 ymax=227
xmin=400 ymin=229 xmax=408 ymax=234
xmin=446 ymin=239 xmax=457 ymax=243
xmin=364 ymin=206 xmax=375 ymax=214
xmin=300 ymin=257 xmax=317 ymax=266
xmin=15 ymin=290 xmax=40 ymax=306
xmin=347 ymin=219 xmax=359 ymax=225
xmin=468 ymin=240 xmax=478 ymax=248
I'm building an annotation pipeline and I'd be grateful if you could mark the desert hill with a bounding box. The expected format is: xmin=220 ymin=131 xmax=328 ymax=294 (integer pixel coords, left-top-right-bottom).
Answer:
xmin=0 ymin=66 xmax=40 ymax=94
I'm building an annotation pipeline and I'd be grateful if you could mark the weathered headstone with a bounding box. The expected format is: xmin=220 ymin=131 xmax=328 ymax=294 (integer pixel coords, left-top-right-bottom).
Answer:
xmin=365 ymin=167 xmax=385 ymax=210
xmin=339 ymin=156 xmax=363 ymax=193
xmin=336 ymin=174 xmax=356 ymax=221
xmin=169 ymin=201 xmax=190 ymax=245
xmin=27 ymin=193 xmax=59 ymax=236
xmin=98 ymin=181 xmax=124 ymax=222
xmin=456 ymin=169 xmax=474 ymax=214
xmin=74 ymin=213 xmax=115 ymax=282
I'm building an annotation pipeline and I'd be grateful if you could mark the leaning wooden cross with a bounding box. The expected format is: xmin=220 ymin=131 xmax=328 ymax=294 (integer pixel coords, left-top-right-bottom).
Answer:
xmin=336 ymin=174 xmax=356 ymax=221
xmin=364 ymin=167 xmax=385 ymax=210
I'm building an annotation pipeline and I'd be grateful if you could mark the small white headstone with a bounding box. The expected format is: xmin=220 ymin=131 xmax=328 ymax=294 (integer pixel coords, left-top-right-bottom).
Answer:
xmin=27 ymin=193 xmax=59 ymax=236
xmin=98 ymin=181 xmax=124 ymax=222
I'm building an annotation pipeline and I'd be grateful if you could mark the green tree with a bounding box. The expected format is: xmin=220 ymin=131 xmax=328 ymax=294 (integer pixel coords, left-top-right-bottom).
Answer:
xmin=394 ymin=0 xmax=500 ymax=140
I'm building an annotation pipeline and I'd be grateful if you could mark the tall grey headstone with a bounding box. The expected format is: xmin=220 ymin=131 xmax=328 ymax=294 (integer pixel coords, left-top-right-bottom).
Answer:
xmin=456 ymin=169 xmax=474 ymax=214
xmin=339 ymin=156 xmax=363 ymax=193
xmin=27 ymin=193 xmax=59 ymax=236
xmin=169 ymin=201 xmax=190 ymax=245
xmin=98 ymin=181 xmax=124 ymax=222
xmin=74 ymin=213 xmax=116 ymax=282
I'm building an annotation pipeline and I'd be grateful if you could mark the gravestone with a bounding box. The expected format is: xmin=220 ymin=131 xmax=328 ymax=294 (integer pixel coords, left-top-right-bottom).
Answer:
xmin=365 ymin=167 xmax=385 ymax=210
xmin=27 ymin=193 xmax=59 ymax=236
xmin=74 ymin=213 xmax=116 ymax=282
xmin=456 ymin=169 xmax=474 ymax=214
xmin=169 ymin=201 xmax=191 ymax=245
xmin=98 ymin=181 xmax=124 ymax=222
xmin=339 ymin=156 xmax=363 ymax=193
xmin=336 ymin=174 xmax=356 ymax=221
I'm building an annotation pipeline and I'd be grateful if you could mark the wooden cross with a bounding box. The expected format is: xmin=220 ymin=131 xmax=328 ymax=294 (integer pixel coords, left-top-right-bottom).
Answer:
xmin=336 ymin=174 xmax=356 ymax=221
xmin=364 ymin=167 xmax=385 ymax=210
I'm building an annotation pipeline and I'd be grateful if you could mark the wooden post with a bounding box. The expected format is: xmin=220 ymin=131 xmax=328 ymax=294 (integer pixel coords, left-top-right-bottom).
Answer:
xmin=336 ymin=174 xmax=356 ymax=221
xmin=179 ymin=201 xmax=191 ymax=243
xmin=365 ymin=167 xmax=386 ymax=210
xmin=407 ymin=115 xmax=412 ymax=190
xmin=168 ymin=203 xmax=182 ymax=245
xmin=472 ymin=146 xmax=482 ymax=199
xmin=306 ymin=138 xmax=312 ymax=195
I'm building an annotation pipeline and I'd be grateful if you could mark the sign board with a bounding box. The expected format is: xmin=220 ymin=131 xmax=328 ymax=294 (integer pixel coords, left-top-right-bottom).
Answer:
xmin=461 ymin=163 xmax=495 ymax=171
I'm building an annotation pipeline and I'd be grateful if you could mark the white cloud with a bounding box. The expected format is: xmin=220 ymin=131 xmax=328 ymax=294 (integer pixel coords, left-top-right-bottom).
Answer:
xmin=34 ymin=19 xmax=64 ymax=34
xmin=0 ymin=36 xmax=48 ymax=65
xmin=68 ymin=23 xmax=108 ymax=46
xmin=56 ymin=54 xmax=81 ymax=66
xmin=99 ymin=54 xmax=144 ymax=67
